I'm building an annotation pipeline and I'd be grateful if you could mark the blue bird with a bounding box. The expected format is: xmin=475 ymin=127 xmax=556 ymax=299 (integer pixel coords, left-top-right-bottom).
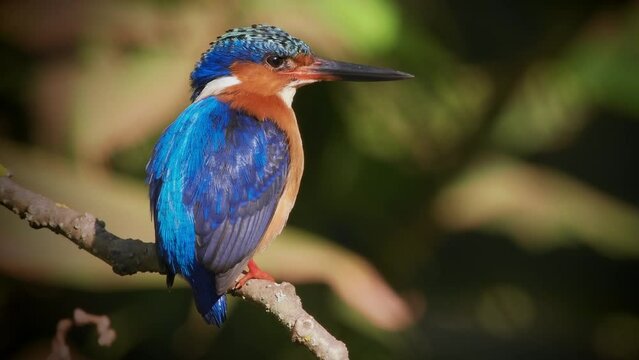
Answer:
xmin=146 ymin=24 xmax=412 ymax=326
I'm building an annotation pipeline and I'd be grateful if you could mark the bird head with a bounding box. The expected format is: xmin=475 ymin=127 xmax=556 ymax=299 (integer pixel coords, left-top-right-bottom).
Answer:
xmin=190 ymin=24 xmax=412 ymax=105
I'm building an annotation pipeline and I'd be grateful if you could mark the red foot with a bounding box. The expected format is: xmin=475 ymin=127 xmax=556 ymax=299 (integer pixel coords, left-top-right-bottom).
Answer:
xmin=235 ymin=259 xmax=275 ymax=289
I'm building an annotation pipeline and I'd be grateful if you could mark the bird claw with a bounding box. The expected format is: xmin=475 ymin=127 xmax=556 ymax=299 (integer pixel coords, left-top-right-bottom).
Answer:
xmin=235 ymin=259 xmax=275 ymax=289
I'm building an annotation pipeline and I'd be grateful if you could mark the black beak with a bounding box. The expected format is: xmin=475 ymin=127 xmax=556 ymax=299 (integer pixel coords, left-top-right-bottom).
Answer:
xmin=291 ymin=57 xmax=413 ymax=82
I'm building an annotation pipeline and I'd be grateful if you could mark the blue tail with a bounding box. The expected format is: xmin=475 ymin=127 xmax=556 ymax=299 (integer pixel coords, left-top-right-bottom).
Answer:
xmin=188 ymin=265 xmax=227 ymax=326
xmin=203 ymin=295 xmax=227 ymax=326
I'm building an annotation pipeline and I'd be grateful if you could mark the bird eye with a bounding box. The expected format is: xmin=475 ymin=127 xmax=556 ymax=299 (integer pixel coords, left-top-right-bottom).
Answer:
xmin=265 ymin=55 xmax=286 ymax=69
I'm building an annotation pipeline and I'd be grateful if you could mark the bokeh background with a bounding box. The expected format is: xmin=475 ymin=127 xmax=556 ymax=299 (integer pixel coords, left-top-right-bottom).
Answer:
xmin=2 ymin=0 xmax=639 ymax=359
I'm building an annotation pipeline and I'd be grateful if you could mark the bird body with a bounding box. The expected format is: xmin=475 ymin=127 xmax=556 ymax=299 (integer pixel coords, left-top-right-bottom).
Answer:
xmin=146 ymin=24 xmax=411 ymax=326
xmin=147 ymin=96 xmax=293 ymax=324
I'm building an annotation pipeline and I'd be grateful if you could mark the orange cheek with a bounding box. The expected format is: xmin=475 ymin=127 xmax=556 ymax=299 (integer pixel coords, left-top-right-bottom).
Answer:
xmin=229 ymin=62 xmax=290 ymax=95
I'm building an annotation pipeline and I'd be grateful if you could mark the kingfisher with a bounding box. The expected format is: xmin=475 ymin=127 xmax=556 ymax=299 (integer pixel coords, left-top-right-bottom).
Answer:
xmin=146 ymin=24 xmax=412 ymax=326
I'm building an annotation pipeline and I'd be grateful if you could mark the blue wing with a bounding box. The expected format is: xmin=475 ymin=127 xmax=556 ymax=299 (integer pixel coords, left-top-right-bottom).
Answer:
xmin=146 ymin=97 xmax=289 ymax=294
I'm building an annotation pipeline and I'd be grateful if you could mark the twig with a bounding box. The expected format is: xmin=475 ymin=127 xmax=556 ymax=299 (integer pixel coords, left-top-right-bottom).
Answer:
xmin=234 ymin=280 xmax=348 ymax=360
xmin=47 ymin=308 xmax=117 ymax=360
xmin=0 ymin=174 xmax=349 ymax=360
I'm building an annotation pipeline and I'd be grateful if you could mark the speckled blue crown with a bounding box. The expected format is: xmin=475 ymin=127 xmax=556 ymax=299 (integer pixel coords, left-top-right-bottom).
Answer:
xmin=190 ymin=24 xmax=312 ymax=100
xmin=215 ymin=24 xmax=311 ymax=57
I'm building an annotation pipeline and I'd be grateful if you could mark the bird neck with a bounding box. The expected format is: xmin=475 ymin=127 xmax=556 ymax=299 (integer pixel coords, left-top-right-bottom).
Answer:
xmin=193 ymin=74 xmax=296 ymax=127
xmin=217 ymin=89 xmax=293 ymax=125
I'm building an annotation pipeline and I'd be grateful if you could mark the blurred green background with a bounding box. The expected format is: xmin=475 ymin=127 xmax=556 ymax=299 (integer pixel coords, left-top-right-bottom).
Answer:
xmin=1 ymin=0 xmax=639 ymax=359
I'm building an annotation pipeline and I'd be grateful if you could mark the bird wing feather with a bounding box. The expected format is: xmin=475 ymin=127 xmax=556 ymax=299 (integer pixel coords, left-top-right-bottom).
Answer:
xmin=147 ymin=97 xmax=289 ymax=294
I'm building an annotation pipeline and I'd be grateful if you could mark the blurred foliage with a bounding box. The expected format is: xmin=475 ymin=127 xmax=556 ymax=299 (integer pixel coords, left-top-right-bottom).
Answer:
xmin=1 ymin=0 xmax=639 ymax=359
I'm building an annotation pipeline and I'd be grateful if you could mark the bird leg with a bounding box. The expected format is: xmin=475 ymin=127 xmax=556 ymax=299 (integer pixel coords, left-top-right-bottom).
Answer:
xmin=235 ymin=259 xmax=275 ymax=289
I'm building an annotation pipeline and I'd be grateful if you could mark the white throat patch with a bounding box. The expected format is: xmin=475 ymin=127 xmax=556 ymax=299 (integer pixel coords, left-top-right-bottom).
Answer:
xmin=278 ymin=86 xmax=297 ymax=108
xmin=277 ymin=79 xmax=317 ymax=108
xmin=195 ymin=76 xmax=241 ymax=102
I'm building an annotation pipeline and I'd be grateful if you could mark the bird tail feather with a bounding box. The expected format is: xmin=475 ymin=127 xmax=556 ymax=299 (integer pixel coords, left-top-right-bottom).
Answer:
xmin=203 ymin=295 xmax=227 ymax=326
xmin=189 ymin=265 xmax=227 ymax=327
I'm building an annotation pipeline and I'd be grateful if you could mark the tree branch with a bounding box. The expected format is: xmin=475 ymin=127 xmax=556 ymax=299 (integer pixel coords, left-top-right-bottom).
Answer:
xmin=0 ymin=174 xmax=348 ymax=360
